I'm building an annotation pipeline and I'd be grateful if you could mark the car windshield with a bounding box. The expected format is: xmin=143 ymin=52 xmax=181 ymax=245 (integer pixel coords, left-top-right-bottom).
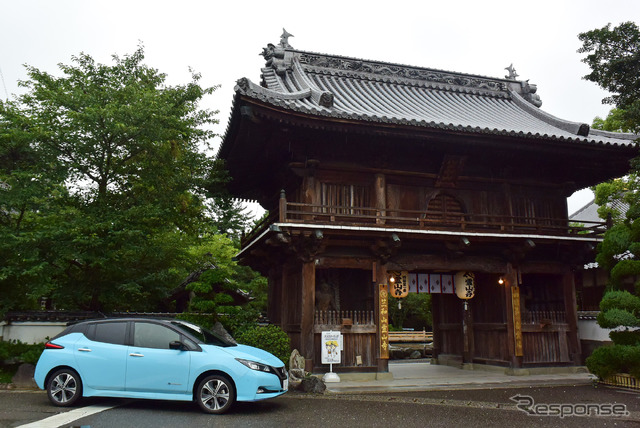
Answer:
xmin=170 ymin=320 xmax=236 ymax=347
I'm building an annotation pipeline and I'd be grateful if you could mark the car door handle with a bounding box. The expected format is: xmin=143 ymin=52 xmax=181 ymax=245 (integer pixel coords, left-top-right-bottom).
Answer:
xmin=78 ymin=348 xmax=92 ymax=352
xmin=129 ymin=353 xmax=144 ymax=357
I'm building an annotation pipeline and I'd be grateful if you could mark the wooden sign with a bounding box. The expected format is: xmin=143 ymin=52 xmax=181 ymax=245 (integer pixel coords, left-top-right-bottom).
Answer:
xmin=379 ymin=283 xmax=389 ymax=359
xmin=511 ymin=285 xmax=523 ymax=357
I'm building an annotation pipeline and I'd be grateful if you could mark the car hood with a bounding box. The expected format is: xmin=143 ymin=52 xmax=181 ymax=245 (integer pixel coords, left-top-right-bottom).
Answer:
xmin=204 ymin=344 xmax=284 ymax=367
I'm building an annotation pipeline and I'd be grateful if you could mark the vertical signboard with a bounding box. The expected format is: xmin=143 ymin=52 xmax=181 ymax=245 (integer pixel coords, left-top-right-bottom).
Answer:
xmin=511 ymin=285 xmax=523 ymax=357
xmin=379 ymin=283 xmax=389 ymax=359
xmin=321 ymin=330 xmax=342 ymax=364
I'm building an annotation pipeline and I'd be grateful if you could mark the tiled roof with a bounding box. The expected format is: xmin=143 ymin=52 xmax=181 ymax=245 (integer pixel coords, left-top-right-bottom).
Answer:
xmin=230 ymin=37 xmax=637 ymax=148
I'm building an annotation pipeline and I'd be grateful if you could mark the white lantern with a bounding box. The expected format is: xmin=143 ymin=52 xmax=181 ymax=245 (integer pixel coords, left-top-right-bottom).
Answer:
xmin=454 ymin=271 xmax=475 ymax=299
xmin=389 ymin=270 xmax=409 ymax=298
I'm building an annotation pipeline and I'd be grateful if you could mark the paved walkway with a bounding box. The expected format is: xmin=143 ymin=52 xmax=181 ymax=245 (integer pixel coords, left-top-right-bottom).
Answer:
xmin=325 ymin=361 xmax=596 ymax=393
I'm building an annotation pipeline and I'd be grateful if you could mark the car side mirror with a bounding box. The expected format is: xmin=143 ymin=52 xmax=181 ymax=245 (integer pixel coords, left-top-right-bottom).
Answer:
xmin=169 ymin=341 xmax=187 ymax=351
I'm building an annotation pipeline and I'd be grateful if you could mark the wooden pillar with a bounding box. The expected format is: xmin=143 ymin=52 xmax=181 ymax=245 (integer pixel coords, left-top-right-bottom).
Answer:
xmin=373 ymin=261 xmax=389 ymax=373
xmin=431 ymin=295 xmax=441 ymax=361
xmin=563 ymin=270 xmax=582 ymax=365
xmin=374 ymin=173 xmax=386 ymax=225
xmin=504 ymin=264 xmax=522 ymax=368
xmin=301 ymin=261 xmax=315 ymax=370
xmin=278 ymin=189 xmax=286 ymax=223
xmin=280 ymin=268 xmax=288 ymax=329
xmin=462 ymin=300 xmax=474 ymax=363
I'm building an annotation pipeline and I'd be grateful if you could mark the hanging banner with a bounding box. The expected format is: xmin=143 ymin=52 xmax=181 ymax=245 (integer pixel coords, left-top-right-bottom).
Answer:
xmin=408 ymin=273 xmax=418 ymax=293
xmin=441 ymin=274 xmax=454 ymax=294
xmin=379 ymin=283 xmax=389 ymax=359
xmin=418 ymin=273 xmax=430 ymax=293
xmin=389 ymin=270 xmax=409 ymax=298
xmin=321 ymin=330 xmax=342 ymax=364
xmin=429 ymin=274 xmax=442 ymax=293
xmin=454 ymin=271 xmax=475 ymax=299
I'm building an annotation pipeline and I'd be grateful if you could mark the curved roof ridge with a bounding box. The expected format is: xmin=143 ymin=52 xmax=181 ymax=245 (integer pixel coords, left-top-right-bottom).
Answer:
xmin=235 ymin=76 xmax=311 ymax=101
xmin=509 ymin=89 xmax=589 ymax=137
xmin=290 ymin=58 xmax=334 ymax=107
xmin=589 ymin=127 xmax=638 ymax=141
xmin=292 ymin=48 xmax=512 ymax=87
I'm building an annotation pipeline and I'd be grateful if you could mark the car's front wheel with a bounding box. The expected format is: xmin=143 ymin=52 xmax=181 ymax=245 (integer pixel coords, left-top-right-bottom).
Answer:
xmin=196 ymin=374 xmax=235 ymax=414
xmin=47 ymin=368 xmax=83 ymax=407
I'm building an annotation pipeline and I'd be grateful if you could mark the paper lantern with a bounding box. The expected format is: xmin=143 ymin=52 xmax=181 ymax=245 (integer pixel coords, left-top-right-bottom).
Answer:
xmin=454 ymin=271 xmax=475 ymax=299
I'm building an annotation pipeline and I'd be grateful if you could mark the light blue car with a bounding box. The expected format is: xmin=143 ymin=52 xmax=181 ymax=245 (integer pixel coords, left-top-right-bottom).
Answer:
xmin=34 ymin=318 xmax=288 ymax=414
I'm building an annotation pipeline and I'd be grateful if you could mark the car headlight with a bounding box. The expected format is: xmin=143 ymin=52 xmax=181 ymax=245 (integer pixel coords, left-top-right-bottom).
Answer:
xmin=236 ymin=358 xmax=273 ymax=373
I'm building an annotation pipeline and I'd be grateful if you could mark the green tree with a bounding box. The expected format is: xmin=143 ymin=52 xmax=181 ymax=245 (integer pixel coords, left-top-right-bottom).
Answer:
xmin=578 ymin=21 xmax=640 ymax=133
xmin=579 ymin=22 xmax=640 ymax=378
xmin=0 ymin=46 xmax=224 ymax=312
xmin=389 ymin=294 xmax=432 ymax=331
xmin=175 ymin=233 xmax=268 ymax=336
xmin=592 ymin=108 xmax=633 ymax=133
xmin=205 ymin=195 xmax=253 ymax=243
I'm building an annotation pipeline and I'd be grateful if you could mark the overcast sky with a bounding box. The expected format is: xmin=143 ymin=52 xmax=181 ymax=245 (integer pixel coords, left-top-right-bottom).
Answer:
xmin=2 ymin=0 xmax=638 ymax=214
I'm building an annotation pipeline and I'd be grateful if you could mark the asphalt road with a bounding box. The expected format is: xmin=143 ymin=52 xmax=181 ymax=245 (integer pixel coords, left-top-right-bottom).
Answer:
xmin=1 ymin=385 xmax=639 ymax=428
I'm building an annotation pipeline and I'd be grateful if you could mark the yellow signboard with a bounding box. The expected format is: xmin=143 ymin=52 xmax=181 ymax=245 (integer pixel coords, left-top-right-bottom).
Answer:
xmin=379 ymin=283 xmax=389 ymax=359
xmin=512 ymin=285 xmax=523 ymax=357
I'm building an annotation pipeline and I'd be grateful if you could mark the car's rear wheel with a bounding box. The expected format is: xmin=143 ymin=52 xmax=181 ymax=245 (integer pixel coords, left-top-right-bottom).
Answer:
xmin=47 ymin=368 xmax=83 ymax=407
xmin=196 ymin=374 xmax=235 ymax=414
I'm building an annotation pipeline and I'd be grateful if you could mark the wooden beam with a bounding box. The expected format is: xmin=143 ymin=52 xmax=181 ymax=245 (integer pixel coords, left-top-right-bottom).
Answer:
xmin=392 ymin=254 xmax=509 ymax=273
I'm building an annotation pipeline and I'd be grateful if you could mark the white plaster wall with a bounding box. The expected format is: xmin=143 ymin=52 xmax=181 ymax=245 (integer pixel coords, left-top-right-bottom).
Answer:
xmin=0 ymin=322 xmax=67 ymax=344
xmin=578 ymin=319 xmax=612 ymax=342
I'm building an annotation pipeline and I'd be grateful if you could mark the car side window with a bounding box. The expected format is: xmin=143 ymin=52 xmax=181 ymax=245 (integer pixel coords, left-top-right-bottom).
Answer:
xmin=93 ymin=322 xmax=127 ymax=345
xmin=133 ymin=322 xmax=181 ymax=349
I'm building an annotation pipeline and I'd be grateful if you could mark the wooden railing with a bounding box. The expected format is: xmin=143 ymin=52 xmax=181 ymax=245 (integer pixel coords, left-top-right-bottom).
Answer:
xmin=314 ymin=310 xmax=375 ymax=326
xmin=240 ymin=196 xmax=606 ymax=248
xmin=522 ymin=310 xmax=567 ymax=325
xmin=283 ymin=202 xmax=605 ymax=235
xmin=388 ymin=330 xmax=433 ymax=343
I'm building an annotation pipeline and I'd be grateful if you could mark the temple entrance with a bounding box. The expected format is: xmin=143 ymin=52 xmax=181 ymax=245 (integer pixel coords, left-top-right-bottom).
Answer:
xmin=313 ymin=268 xmax=376 ymax=371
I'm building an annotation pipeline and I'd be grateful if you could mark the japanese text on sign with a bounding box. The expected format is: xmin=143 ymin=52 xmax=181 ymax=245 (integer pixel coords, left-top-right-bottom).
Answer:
xmin=379 ymin=284 xmax=389 ymax=359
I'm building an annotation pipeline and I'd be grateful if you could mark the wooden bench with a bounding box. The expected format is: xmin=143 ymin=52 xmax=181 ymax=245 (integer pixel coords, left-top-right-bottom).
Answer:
xmin=388 ymin=330 xmax=433 ymax=343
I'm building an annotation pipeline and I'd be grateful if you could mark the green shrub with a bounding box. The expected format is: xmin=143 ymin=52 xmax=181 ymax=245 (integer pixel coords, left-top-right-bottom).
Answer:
xmin=218 ymin=307 xmax=261 ymax=338
xmin=610 ymin=330 xmax=640 ymax=346
xmin=586 ymin=344 xmax=640 ymax=379
xmin=0 ymin=340 xmax=45 ymax=365
xmin=236 ymin=324 xmax=291 ymax=367
xmin=176 ymin=309 xmax=261 ymax=339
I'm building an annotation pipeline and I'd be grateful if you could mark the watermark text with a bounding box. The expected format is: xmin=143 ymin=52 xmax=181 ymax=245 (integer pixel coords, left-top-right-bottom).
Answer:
xmin=510 ymin=394 xmax=629 ymax=418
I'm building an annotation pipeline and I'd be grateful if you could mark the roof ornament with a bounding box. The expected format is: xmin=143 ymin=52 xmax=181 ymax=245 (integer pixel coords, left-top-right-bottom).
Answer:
xmin=505 ymin=64 xmax=519 ymax=80
xmin=279 ymin=28 xmax=294 ymax=49
xmin=260 ymin=30 xmax=295 ymax=76
xmin=521 ymin=80 xmax=542 ymax=107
